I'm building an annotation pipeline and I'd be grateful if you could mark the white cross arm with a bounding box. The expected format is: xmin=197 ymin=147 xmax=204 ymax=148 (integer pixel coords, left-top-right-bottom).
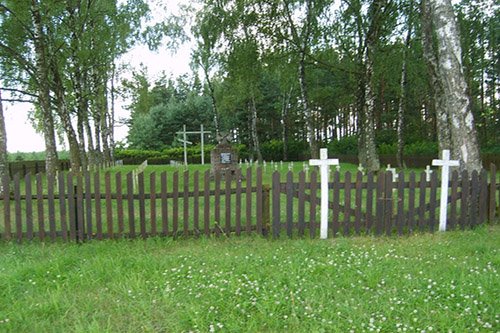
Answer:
xmin=432 ymin=159 xmax=460 ymax=167
xmin=310 ymin=158 xmax=339 ymax=166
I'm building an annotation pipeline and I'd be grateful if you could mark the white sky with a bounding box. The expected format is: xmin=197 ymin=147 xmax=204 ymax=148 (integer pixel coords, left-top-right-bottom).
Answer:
xmin=3 ymin=0 xmax=193 ymax=153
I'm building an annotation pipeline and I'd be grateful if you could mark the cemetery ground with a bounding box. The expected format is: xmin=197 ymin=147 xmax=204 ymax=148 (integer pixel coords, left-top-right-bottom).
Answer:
xmin=0 ymin=224 xmax=498 ymax=331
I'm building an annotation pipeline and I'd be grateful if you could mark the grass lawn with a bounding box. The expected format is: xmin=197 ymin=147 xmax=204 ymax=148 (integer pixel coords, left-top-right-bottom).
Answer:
xmin=0 ymin=224 xmax=499 ymax=332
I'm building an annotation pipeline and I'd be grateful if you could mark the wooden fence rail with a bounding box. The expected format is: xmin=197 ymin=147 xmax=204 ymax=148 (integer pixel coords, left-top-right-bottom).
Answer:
xmin=1 ymin=165 xmax=499 ymax=243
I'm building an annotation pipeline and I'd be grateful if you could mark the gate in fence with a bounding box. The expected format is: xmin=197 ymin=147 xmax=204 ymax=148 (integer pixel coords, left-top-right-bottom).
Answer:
xmin=1 ymin=165 xmax=499 ymax=243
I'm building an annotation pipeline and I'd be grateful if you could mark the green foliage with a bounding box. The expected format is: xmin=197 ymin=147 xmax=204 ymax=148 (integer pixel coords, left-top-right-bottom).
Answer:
xmin=378 ymin=142 xmax=398 ymax=154
xmin=404 ymin=141 xmax=438 ymax=154
xmin=7 ymin=151 xmax=71 ymax=162
xmin=328 ymin=136 xmax=359 ymax=155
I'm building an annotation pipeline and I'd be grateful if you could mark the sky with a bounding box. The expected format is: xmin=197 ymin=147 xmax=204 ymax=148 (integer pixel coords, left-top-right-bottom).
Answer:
xmin=3 ymin=0 xmax=193 ymax=153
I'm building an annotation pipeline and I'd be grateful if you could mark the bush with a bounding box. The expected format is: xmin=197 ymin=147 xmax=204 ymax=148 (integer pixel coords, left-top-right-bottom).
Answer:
xmin=404 ymin=141 xmax=438 ymax=154
xmin=328 ymin=136 xmax=358 ymax=155
xmin=378 ymin=142 xmax=397 ymax=154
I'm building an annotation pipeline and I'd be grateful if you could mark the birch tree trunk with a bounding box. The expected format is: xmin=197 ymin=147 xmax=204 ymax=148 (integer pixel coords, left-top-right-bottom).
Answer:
xmin=205 ymin=71 xmax=221 ymax=138
xmin=361 ymin=47 xmax=380 ymax=172
xmin=299 ymin=57 xmax=318 ymax=159
xmin=0 ymin=91 xmax=8 ymax=182
xmin=249 ymin=93 xmax=262 ymax=164
xmin=396 ymin=0 xmax=414 ymax=169
xmin=421 ymin=0 xmax=451 ymax=153
xmin=428 ymin=0 xmax=482 ymax=173
xmin=30 ymin=0 xmax=58 ymax=176
xmin=281 ymin=87 xmax=292 ymax=161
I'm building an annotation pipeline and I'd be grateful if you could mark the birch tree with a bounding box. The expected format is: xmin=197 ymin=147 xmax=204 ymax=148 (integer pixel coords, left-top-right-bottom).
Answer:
xmin=428 ymin=0 xmax=482 ymax=173
xmin=0 ymin=90 xmax=8 ymax=181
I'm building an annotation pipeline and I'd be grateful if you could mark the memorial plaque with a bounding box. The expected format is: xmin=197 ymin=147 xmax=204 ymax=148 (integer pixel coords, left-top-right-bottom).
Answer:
xmin=220 ymin=153 xmax=232 ymax=164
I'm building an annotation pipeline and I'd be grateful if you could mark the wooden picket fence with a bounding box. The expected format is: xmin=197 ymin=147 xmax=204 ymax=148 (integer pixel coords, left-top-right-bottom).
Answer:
xmin=1 ymin=165 xmax=499 ymax=243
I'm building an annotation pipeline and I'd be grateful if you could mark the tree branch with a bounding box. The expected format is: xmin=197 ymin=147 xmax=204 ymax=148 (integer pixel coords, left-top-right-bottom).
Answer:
xmin=0 ymin=42 xmax=37 ymax=79
xmin=1 ymin=98 xmax=35 ymax=104
xmin=0 ymin=4 xmax=36 ymax=39
xmin=0 ymin=87 xmax=39 ymax=99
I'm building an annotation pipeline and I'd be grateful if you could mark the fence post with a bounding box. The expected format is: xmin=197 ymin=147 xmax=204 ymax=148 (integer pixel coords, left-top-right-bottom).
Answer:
xmin=272 ymin=171 xmax=280 ymax=239
xmin=262 ymin=185 xmax=270 ymax=236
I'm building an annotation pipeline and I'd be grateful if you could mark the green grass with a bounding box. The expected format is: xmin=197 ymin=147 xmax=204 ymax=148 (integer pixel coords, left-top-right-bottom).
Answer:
xmin=0 ymin=224 xmax=499 ymax=332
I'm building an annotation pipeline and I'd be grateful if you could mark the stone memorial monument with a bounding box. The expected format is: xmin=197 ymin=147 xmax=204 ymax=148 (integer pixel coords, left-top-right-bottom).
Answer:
xmin=210 ymin=132 xmax=238 ymax=177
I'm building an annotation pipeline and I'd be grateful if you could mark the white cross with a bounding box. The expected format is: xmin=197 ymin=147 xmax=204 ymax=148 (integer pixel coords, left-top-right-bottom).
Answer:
xmin=358 ymin=163 xmax=365 ymax=175
xmin=425 ymin=165 xmax=433 ymax=182
xmin=386 ymin=164 xmax=398 ymax=181
xmin=310 ymin=148 xmax=340 ymax=239
xmin=432 ymin=150 xmax=460 ymax=232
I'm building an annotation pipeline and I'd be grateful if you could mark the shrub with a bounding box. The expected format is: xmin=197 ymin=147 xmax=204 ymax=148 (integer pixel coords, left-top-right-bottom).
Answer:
xmin=404 ymin=141 xmax=438 ymax=154
xmin=328 ymin=136 xmax=358 ymax=155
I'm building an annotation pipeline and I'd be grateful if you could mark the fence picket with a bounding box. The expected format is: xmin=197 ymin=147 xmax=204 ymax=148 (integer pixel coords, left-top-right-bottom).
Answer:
xmin=161 ymin=172 xmax=168 ymax=236
xmin=489 ymin=164 xmax=497 ymax=222
xmin=151 ymin=172 xmax=157 ymax=237
xmin=355 ymin=171 xmax=362 ymax=235
xmin=298 ymin=171 xmax=305 ymax=237
xmin=460 ymin=171 xmax=469 ymax=230
xmin=375 ymin=171 xmax=384 ymax=236
xmin=225 ymin=171 xmax=231 ymax=237
xmin=194 ymin=171 xmax=200 ymax=237
xmin=58 ymin=172 xmax=67 ymax=242
xmin=173 ymin=171 xmax=179 ymax=238
xmin=204 ymin=170 xmax=210 ymax=236
xmin=366 ymin=172 xmax=374 ymax=233
xmin=94 ymin=172 xmax=102 ymax=240
xmin=449 ymin=170 xmax=458 ymax=230
xmin=47 ymin=174 xmax=56 ymax=242
xmin=116 ymin=172 xmax=124 ymax=236
xmin=408 ymin=172 xmax=416 ymax=234
xmin=139 ymin=172 xmax=146 ymax=240
xmin=397 ymin=171 xmax=405 ymax=236
xmin=286 ymin=171 xmax=293 ymax=238
xmin=344 ymin=171 xmax=352 ymax=236
xmin=429 ymin=171 xmax=438 ymax=233
xmin=479 ymin=169 xmax=488 ymax=224
xmin=184 ymin=171 xmax=189 ymax=239
xmin=215 ymin=171 xmax=220 ymax=237
xmin=246 ymin=168 xmax=252 ymax=236
xmin=127 ymin=172 xmax=135 ymax=239
xmin=2 ymin=174 xmax=10 ymax=241
xmin=14 ymin=173 xmax=22 ymax=243
xmin=235 ymin=169 xmax=241 ymax=237
xmin=85 ymin=172 xmax=93 ymax=240
xmin=309 ymin=171 xmax=317 ymax=238
xmin=67 ymin=173 xmax=76 ymax=242
xmin=26 ymin=174 xmax=34 ymax=241
xmin=272 ymin=171 xmax=280 ymax=239
xmin=418 ymin=172 xmax=427 ymax=233
xmin=37 ymin=173 xmax=45 ymax=241
xmin=105 ymin=172 xmax=113 ymax=239
xmin=256 ymin=167 xmax=263 ymax=236
xmin=384 ymin=171 xmax=393 ymax=236
xmin=470 ymin=171 xmax=479 ymax=228
xmin=332 ymin=171 xmax=340 ymax=237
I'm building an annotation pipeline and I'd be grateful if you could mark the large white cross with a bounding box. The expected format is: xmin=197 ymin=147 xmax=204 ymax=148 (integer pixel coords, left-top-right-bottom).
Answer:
xmin=176 ymin=124 xmax=211 ymax=166
xmin=432 ymin=149 xmax=460 ymax=232
xmin=310 ymin=148 xmax=340 ymax=239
